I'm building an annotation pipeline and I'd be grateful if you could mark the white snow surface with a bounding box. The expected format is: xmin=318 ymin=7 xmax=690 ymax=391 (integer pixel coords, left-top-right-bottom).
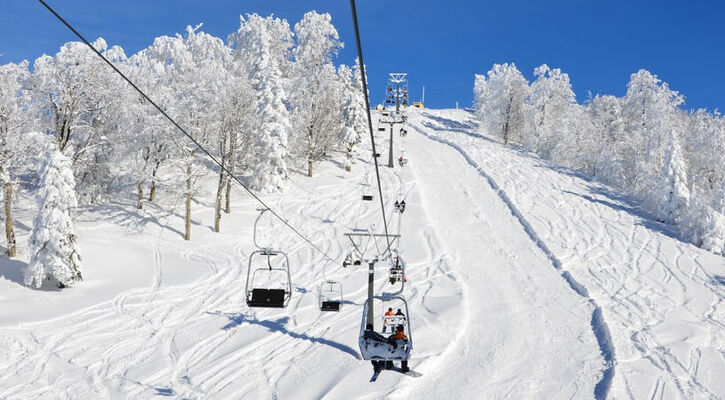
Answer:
xmin=0 ymin=109 xmax=723 ymax=399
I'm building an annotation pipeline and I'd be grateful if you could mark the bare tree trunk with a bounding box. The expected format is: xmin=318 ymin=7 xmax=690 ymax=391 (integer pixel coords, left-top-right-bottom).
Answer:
xmin=149 ymin=161 xmax=160 ymax=202
xmin=225 ymin=131 xmax=236 ymax=214
xmin=307 ymin=129 xmax=314 ymax=177
xmin=137 ymin=181 xmax=144 ymax=209
xmin=149 ymin=180 xmax=157 ymax=202
xmin=185 ymin=163 xmax=192 ymax=241
xmin=4 ymin=182 xmax=15 ymax=257
xmin=225 ymin=180 xmax=232 ymax=214
xmin=346 ymin=145 xmax=353 ymax=172
xmin=215 ymin=138 xmax=227 ymax=233
xmin=215 ymin=169 xmax=224 ymax=233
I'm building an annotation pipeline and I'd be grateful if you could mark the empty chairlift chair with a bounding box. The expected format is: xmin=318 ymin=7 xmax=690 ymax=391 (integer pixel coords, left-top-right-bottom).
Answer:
xmin=245 ymin=209 xmax=292 ymax=308
xmin=318 ymin=280 xmax=343 ymax=312
xmin=245 ymin=249 xmax=292 ymax=308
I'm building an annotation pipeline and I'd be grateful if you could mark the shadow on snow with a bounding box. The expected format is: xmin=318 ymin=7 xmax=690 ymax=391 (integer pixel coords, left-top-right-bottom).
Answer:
xmin=206 ymin=311 xmax=360 ymax=359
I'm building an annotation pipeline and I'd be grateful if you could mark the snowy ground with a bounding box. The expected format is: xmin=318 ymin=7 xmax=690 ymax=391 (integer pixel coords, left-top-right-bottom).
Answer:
xmin=0 ymin=109 xmax=723 ymax=399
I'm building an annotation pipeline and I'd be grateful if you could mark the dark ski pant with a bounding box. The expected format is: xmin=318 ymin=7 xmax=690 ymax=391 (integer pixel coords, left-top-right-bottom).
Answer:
xmin=373 ymin=360 xmax=408 ymax=373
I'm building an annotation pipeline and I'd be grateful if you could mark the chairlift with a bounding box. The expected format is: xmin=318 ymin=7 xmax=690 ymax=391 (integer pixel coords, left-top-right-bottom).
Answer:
xmin=362 ymin=194 xmax=374 ymax=201
xmin=245 ymin=249 xmax=292 ymax=308
xmin=359 ymin=294 xmax=413 ymax=361
xmin=394 ymin=200 xmax=406 ymax=214
xmin=398 ymin=156 xmax=408 ymax=167
xmin=318 ymin=280 xmax=343 ymax=312
xmin=388 ymin=254 xmax=406 ymax=284
xmin=245 ymin=209 xmax=292 ymax=308
xmin=378 ymin=127 xmax=386 ymax=132
xmin=400 ymin=128 xmax=407 ymax=137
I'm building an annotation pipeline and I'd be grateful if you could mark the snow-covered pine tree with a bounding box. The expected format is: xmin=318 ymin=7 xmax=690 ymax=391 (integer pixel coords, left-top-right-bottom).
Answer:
xmin=25 ymin=143 xmax=82 ymax=289
xmin=231 ymin=14 xmax=292 ymax=192
xmin=655 ymin=130 xmax=690 ymax=224
xmin=473 ymin=63 xmax=530 ymax=144
xmin=338 ymin=61 xmax=366 ymax=172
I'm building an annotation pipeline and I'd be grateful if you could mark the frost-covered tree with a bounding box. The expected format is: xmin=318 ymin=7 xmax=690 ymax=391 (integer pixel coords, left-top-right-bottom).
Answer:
xmin=119 ymin=50 xmax=169 ymax=210
xmin=528 ymin=64 xmax=576 ymax=159
xmin=231 ymin=14 xmax=292 ymax=191
xmin=25 ymin=143 xmax=82 ymax=289
xmin=145 ymin=25 xmax=229 ymax=239
xmin=214 ymin=76 xmax=255 ymax=232
xmin=474 ymin=63 xmax=530 ymax=144
xmin=655 ymin=130 xmax=690 ymax=224
xmin=30 ymin=39 xmax=126 ymax=203
xmin=339 ymin=61 xmax=367 ymax=172
xmin=621 ymin=69 xmax=685 ymax=203
xmin=586 ymin=94 xmax=627 ymax=183
xmin=290 ymin=11 xmax=345 ymax=177
xmin=680 ymin=111 xmax=725 ymax=252
xmin=0 ymin=61 xmax=30 ymax=256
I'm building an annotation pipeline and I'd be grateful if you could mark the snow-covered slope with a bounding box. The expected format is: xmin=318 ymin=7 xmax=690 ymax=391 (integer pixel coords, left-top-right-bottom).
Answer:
xmin=0 ymin=109 xmax=723 ymax=399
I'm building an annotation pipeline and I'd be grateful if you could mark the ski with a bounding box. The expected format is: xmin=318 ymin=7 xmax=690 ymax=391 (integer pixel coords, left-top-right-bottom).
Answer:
xmin=370 ymin=370 xmax=381 ymax=382
xmin=389 ymin=366 xmax=422 ymax=377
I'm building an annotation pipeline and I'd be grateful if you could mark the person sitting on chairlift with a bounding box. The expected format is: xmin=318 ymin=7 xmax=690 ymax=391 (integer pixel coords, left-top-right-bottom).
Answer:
xmin=383 ymin=308 xmax=395 ymax=332
xmin=364 ymin=323 xmax=387 ymax=373
xmin=399 ymin=200 xmax=406 ymax=213
xmin=395 ymin=308 xmax=405 ymax=317
xmin=387 ymin=325 xmax=410 ymax=372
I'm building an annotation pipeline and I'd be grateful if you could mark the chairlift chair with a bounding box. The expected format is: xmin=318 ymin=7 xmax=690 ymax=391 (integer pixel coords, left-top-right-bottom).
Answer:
xmin=245 ymin=249 xmax=292 ymax=308
xmin=394 ymin=200 xmax=406 ymax=214
xmin=389 ymin=254 xmax=406 ymax=284
xmin=245 ymin=209 xmax=293 ymax=308
xmin=398 ymin=156 xmax=408 ymax=167
xmin=359 ymin=294 xmax=413 ymax=361
xmin=318 ymin=280 xmax=343 ymax=312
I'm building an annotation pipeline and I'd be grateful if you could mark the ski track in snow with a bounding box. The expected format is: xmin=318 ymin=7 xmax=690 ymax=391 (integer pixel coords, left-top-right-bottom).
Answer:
xmin=1 ymin=109 xmax=723 ymax=399
xmin=410 ymin=109 xmax=725 ymax=400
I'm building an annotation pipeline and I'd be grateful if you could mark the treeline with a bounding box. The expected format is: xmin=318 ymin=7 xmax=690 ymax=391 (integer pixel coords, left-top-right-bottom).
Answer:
xmin=0 ymin=12 xmax=368 ymax=288
xmin=474 ymin=63 xmax=725 ymax=255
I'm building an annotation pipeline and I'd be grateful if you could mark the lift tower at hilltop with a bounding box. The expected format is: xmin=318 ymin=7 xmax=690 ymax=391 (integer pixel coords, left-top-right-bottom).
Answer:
xmin=380 ymin=73 xmax=408 ymax=168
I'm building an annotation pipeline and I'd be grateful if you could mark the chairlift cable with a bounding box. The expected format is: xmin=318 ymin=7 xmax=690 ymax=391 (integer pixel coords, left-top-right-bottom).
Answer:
xmin=348 ymin=0 xmax=392 ymax=251
xmin=36 ymin=0 xmax=338 ymax=265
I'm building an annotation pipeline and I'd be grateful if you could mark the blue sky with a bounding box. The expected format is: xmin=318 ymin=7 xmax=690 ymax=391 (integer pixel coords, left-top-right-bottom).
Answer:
xmin=1 ymin=0 xmax=723 ymax=111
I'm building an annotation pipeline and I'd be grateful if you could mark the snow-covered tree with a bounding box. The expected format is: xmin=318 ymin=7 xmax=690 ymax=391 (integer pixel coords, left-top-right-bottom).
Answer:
xmin=655 ymin=130 xmax=690 ymax=224
xmin=528 ymin=64 xmax=576 ymax=159
xmin=0 ymin=61 xmax=30 ymax=256
xmin=25 ymin=143 xmax=82 ymax=289
xmin=339 ymin=61 xmax=367 ymax=172
xmin=474 ymin=63 xmax=530 ymax=144
xmin=290 ymin=11 xmax=345 ymax=177
xmin=621 ymin=69 xmax=686 ymax=204
xmin=231 ymin=14 xmax=293 ymax=191
xmin=30 ymin=39 xmax=126 ymax=204
xmin=144 ymin=25 xmax=229 ymax=240
xmin=586 ymin=94 xmax=627 ymax=183
xmin=214 ymin=76 xmax=255 ymax=232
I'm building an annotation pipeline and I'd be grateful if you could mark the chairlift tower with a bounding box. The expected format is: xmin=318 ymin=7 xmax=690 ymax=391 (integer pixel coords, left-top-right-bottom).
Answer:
xmin=344 ymin=232 xmax=400 ymax=326
xmin=381 ymin=73 xmax=408 ymax=168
